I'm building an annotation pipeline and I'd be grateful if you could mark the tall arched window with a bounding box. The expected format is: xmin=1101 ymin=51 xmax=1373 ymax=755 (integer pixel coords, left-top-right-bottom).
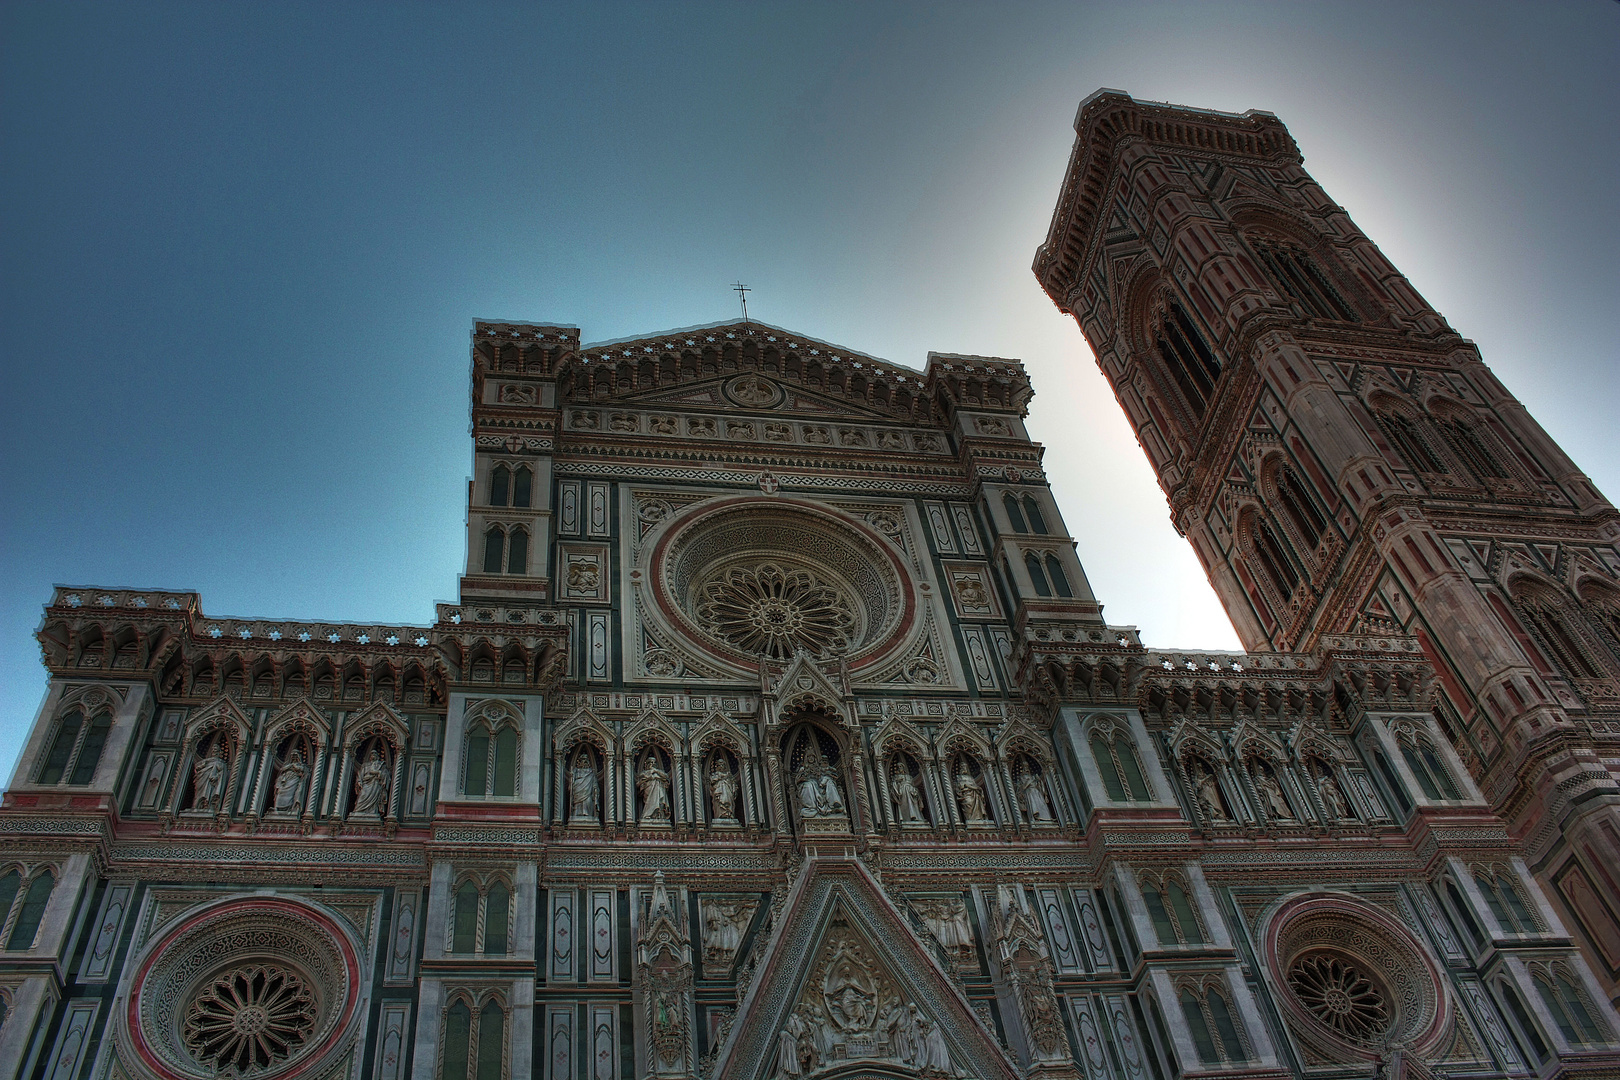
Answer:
xmin=1246 ymin=512 xmax=1300 ymax=601
xmin=512 ymin=466 xmax=532 ymax=508
xmin=1474 ymin=869 xmax=1537 ymax=933
xmin=1445 ymin=879 xmax=1485 ymax=949
xmin=1140 ymin=875 xmax=1204 ymax=945
xmin=1373 ymin=406 xmax=1445 ymax=474
xmin=464 ymin=717 xmax=518 ymax=797
xmin=1515 ymin=585 xmax=1607 ymax=680
xmin=1500 ymin=981 xmax=1548 ymax=1062
xmin=1045 ymin=555 xmax=1073 ymax=598
xmin=1276 ymin=466 xmax=1327 ymax=550
xmin=489 ymin=465 xmax=510 ymax=507
xmin=482 ymin=528 xmax=505 ymax=574
xmin=1024 ymin=552 xmax=1052 ymax=597
xmin=1396 ymin=731 xmax=1461 ymax=801
xmin=1155 ymin=300 xmax=1222 ymax=417
xmin=1250 ymin=237 xmax=1358 ymax=321
xmin=452 ymin=882 xmax=479 ymax=953
xmin=476 ymin=1000 xmax=505 ymax=1080
xmin=1003 ymin=493 xmax=1028 ymax=533
xmin=1370 ymin=747 xmax=1411 ymax=816
xmin=37 ymin=708 xmax=113 ymax=787
xmin=1534 ymin=969 xmax=1604 ymax=1046
xmin=442 ymin=999 xmax=473 ymax=1080
xmin=1023 ymin=496 xmax=1049 ymax=534
xmin=450 ymin=877 xmax=512 ymax=957
xmin=1434 ymin=410 xmax=1509 ymax=481
xmin=1179 ymin=988 xmax=1219 ymax=1065
xmin=506 ymin=529 xmax=528 ymax=575
xmin=2 ymin=869 xmax=54 ymax=951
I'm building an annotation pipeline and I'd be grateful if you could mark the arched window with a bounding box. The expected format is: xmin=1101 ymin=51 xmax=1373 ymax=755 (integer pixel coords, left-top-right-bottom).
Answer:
xmin=512 ymin=466 xmax=532 ymax=508
xmin=1370 ymin=747 xmax=1411 ymax=816
xmin=476 ymin=1000 xmax=505 ymax=1080
xmin=1023 ymin=496 xmax=1049 ymax=534
xmin=37 ymin=708 xmax=112 ymax=787
xmin=482 ymin=528 xmax=505 ymax=574
xmin=449 ymin=878 xmax=513 ymax=957
xmin=1155 ymin=300 xmax=1222 ymax=417
xmin=2 ymin=869 xmax=54 ymax=951
xmin=1500 ymin=981 xmax=1548 ymax=1062
xmin=1373 ymin=407 xmax=1444 ymax=474
xmin=1045 ymin=555 xmax=1073 ymax=598
xmin=506 ymin=528 xmax=528 ymax=575
xmin=1397 ymin=732 xmax=1461 ymax=801
xmin=1024 ymin=552 xmax=1052 ymax=597
xmin=1140 ymin=876 xmax=1204 ymax=946
xmin=1250 ymin=237 xmax=1358 ymax=321
xmin=1516 ymin=586 xmax=1607 ymax=680
xmin=489 ymin=465 xmax=510 ymax=507
xmin=1474 ymin=869 xmax=1537 ymax=934
xmin=1276 ymin=466 xmax=1327 ymax=550
xmin=452 ymin=883 xmax=479 ymax=954
xmin=1445 ymin=879 xmax=1485 ymax=949
xmin=1206 ymin=990 xmax=1246 ymax=1062
xmin=1251 ymin=516 xmax=1300 ymax=600
xmin=1534 ymin=970 xmax=1604 ymax=1046
xmin=1003 ymin=493 xmax=1028 ymax=533
xmin=442 ymin=999 xmax=473 ymax=1080
xmin=484 ymin=882 xmax=510 ymax=957
xmin=1434 ymin=411 xmax=1509 ymax=481
xmin=1090 ymin=728 xmax=1150 ymax=802
xmin=463 ymin=717 xmax=518 ymax=797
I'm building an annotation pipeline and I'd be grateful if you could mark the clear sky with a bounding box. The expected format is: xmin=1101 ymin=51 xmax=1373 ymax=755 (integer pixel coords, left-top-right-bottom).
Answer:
xmin=2 ymin=1 xmax=1616 ymax=781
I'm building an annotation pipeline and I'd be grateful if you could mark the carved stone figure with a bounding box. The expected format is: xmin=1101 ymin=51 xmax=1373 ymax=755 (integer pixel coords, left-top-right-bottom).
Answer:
xmin=569 ymin=750 xmax=599 ymax=823
xmin=1019 ymin=770 xmax=1054 ymax=823
xmin=1253 ymin=760 xmax=1293 ymax=819
xmin=191 ymin=743 xmax=227 ymax=810
xmin=1314 ymin=761 xmax=1351 ymax=819
xmin=915 ymin=1009 xmax=955 ymax=1074
xmin=954 ymin=763 xmax=989 ymax=824
xmin=1193 ymin=760 xmax=1228 ymax=822
xmin=890 ymin=763 xmax=925 ymax=824
xmin=638 ymin=754 xmax=672 ymax=823
xmin=793 ymin=744 xmax=845 ymax=820
xmin=775 ymin=1009 xmax=808 ymax=1079
xmin=272 ymin=750 xmax=307 ymax=814
xmin=916 ymin=899 xmax=974 ymax=952
xmin=351 ymin=747 xmax=387 ymax=818
xmin=886 ymin=1001 xmax=921 ymax=1064
xmin=708 ymin=758 xmax=738 ymax=823
xmin=701 ymin=899 xmax=751 ymax=965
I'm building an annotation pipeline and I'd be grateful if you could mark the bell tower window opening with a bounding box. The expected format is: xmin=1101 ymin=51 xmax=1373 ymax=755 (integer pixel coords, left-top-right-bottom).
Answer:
xmin=506 ymin=528 xmax=528 ymax=575
xmin=482 ymin=528 xmax=505 ymax=574
xmin=1514 ymin=586 xmax=1608 ymax=681
xmin=1154 ymin=299 xmax=1221 ymax=417
xmin=1251 ymin=238 xmax=1358 ymax=322
xmin=490 ymin=465 xmax=510 ymax=507
xmin=1277 ymin=465 xmax=1327 ymax=550
xmin=1435 ymin=412 xmax=1509 ymax=481
xmin=1003 ymin=493 xmax=1028 ymax=533
xmin=1373 ymin=406 xmax=1445 ymax=474
xmin=1247 ymin=513 xmax=1300 ymax=601
xmin=0 ymin=867 xmax=54 ymax=951
xmin=1023 ymin=496 xmax=1049 ymax=534
xmin=1024 ymin=551 xmax=1052 ymax=597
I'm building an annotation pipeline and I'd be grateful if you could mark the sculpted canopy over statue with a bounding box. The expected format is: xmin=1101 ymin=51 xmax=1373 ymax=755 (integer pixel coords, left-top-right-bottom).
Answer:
xmin=638 ymin=752 xmax=672 ymax=823
xmin=1312 ymin=759 xmax=1352 ymax=820
xmin=272 ymin=749 xmax=307 ymax=814
xmin=569 ymin=749 xmax=599 ymax=823
xmin=191 ymin=742 xmax=228 ymax=810
xmin=1252 ymin=759 xmax=1293 ymax=820
xmin=350 ymin=747 xmax=387 ymax=818
xmin=1192 ymin=759 xmax=1228 ymax=822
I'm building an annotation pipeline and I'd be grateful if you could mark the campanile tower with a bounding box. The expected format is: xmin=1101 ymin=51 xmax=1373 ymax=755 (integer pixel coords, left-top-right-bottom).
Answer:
xmin=1035 ymin=90 xmax=1620 ymax=998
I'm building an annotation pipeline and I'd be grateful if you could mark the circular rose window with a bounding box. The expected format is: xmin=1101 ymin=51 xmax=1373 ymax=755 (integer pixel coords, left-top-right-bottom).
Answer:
xmin=119 ymin=896 xmax=362 ymax=1080
xmin=1262 ymin=894 xmax=1449 ymax=1060
xmin=645 ymin=497 xmax=917 ymax=672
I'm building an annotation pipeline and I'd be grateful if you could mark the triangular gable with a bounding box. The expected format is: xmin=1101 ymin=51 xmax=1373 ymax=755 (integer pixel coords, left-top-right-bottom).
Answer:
xmin=714 ymin=858 xmax=1018 ymax=1080
xmin=766 ymin=652 xmax=851 ymax=725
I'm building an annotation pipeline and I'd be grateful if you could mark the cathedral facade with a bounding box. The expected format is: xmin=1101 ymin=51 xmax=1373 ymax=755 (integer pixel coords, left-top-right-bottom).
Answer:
xmin=2 ymin=90 xmax=1617 ymax=1080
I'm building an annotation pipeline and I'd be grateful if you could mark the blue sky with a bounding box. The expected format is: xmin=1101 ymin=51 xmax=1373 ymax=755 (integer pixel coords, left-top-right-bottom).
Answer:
xmin=2 ymin=1 xmax=1617 ymax=780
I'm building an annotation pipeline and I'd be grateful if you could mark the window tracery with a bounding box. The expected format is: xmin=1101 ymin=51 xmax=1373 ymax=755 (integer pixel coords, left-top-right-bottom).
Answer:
xmin=1512 ymin=582 xmax=1611 ymax=682
xmin=1371 ymin=400 xmax=1445 ymax=475
xmin=35 ymin=705 xmax=111 ymax=786
xmin=1471 ymin=865 xmax=1539 ymax=934
xmin=1249 ymin=236 xmax=1358 ymax=321
xmin=1088 ymin=721 xmax=1150 ymax=802
xmin=0 ymin=865 xmax=55 ymax=951
xmin=463 ymin=709 xmax=519 ymax=798
xmin=1390 ymin=722 xmax=1461 ymax=802
xmin=449 ymin=874 xmax=512 ymax=957
xmin=184 ymin=963 xmax=319 ymax=1073
xmin=1529 ymin=963 xmax=1605 ymax=1047
xmin=695 ymin=562 xmax=857 ymax=660
xmin=1139 ymin=871 xmax=1205 ymax=946
xmin=440 ymin=990 xmax=507 ymax=1080
xmin=1152 ymin=298 xmax=1222 ymax=419
xmin=1174 ymin=976 xmax=1247 ymax=1065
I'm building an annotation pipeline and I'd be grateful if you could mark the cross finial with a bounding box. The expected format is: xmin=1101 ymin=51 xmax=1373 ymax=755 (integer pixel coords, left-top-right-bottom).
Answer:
xmin=731 ymin=281 xmax=751 ymax=325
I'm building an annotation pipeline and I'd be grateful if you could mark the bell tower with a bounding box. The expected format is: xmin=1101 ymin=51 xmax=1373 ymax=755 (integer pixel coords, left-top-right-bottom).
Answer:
xmin=1035 ymin=90 xmax=1620 ymax=999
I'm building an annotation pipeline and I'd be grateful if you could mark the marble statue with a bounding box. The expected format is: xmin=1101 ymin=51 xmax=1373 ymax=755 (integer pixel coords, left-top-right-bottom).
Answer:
xmin=271 ymin=749 xmax=307 ymax=814
xmin=708 ymin=757 xmax=738 ymax=823
xmin=569 ymin=750 xmax=599 ymax=822
xmin=638 ymin=754 xmax=672 ymax=822
xmin=191 ymin=742 xmax=227 ymax=810
xmin=890 ymin=763 xmax=925 ymax=824
xmin=954 ymin=764 xmax=989 ymax=824
xmin=351 ymin=747 xmax=387 ymax=818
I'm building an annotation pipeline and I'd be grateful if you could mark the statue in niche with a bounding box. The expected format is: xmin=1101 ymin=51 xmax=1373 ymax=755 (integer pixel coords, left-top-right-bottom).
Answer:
xmin=701 ymin=899 xmax=751 ymax=966
xmin=1311 ymin=759 xmax=1351 ymax=819
xmin=890 ymin=759 xmax=926 ymax=824
xmin=190 ymin=741 xmax=227 ymax=811
xmin=271 ymin=749 xmax=307 ymax=814
xmin=1018 ymin=767 xmax=1054 ymax=823
xmin=793 ymin=742 xmax=844 ymax=819
xmin=1252 ymin=759 xmax=1293 ymax=819
xmin=915 ymin=898 xmax=975 ymax=953
xmin=708 ymin=757 xmax=739 ymax=823
xmin=638 ymin=752 xmax=672 ymax=823
xmin=350 ymin=746 xmax=388 ymax=818
xmin=1191 ymin=759 xmax=1228 ymax=822
xmin=954 ymin=762 xmax=990 ymax=824
xmin=569 ymin=749 xmax=599 ymax=823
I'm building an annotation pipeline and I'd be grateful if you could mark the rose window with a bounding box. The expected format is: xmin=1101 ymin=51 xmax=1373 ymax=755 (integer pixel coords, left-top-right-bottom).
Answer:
xmin=1287 ymin=951 xmax=1390 ymax=1044
xmin=696 ymin=562 xmax=857 ymax=659
xmin=184 ymin=964 xmax=320 ymax=1074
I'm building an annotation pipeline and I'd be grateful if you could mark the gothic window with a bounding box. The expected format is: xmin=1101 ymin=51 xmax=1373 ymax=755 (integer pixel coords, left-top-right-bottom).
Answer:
xmin=1140 ymin=874 xmax=1204 ymax=946
xmin=1250 ymin=237 xmax=1358 ymax=321
xmin=1433 ymin=410 xmax=1509 ymax=481
xmin=1373 ymin=406 xmax=1445 ymax=474
xmin=1275 ymin=465 xmax=1327 ymax=551
xmin=463 ymin=715 xmax=518 ymax=798
xmin=1044 ymin=555 xmax=1074 ymax=598
xmin=1154 ymin=299 xmax=1222 ymax=418
xmin=1514 ymin=585 xmax=1609 ymax=681
xmin=506 ymin=528 xmax=528 ymax=575
xmin=1532 ymin=967 xmax=1604 ymax=1046
xmin=441 ymin=992 xmax=506 ymax=1080
xmin=1473 ymin=867 xmax=1538 ymax=934
xmin=0 ymin=867 xmax=54 ymax=950
xmin=1577 ymin=582 xmax=1620 ymax=663
xmin=512 ymin=466 xmax=532 ymax=508
xmin=1444 ymin=879 xmax=1486 ymax=950
xmin=1177 ymin=981 xmax=1246 ymax=1065
xmin=1003 ymin=493 xmax=1028 ymax=533
xmin=1369 ymin=746 xmax=1412 ymax=816
xmin=1023 ymin=496 xmax=1049 ymax=534
xmin=35 ymin=707 xmax=111 ymax=786
xmin=1024 ymin=551 xmax=1052 ymax=597
xmin=1395 ymin=729 xmax=1461 ymax=801
xmin=482 ymin=528 xmax=505 ymax=574
xmin=482 ymin=527 xmax=528 ymax=576
xmin=1499 ymin=981 xmax=1549 ymax=1063
xmin=1251 ymin=516 xmax=1300 ymax=600
xmin=449 ymin=876 xmax=512 ymax=957
xmin=489 ymin=465 xmax=510 ymax=507
xmin=1089 ymin=725 xmax=1150 ymax=802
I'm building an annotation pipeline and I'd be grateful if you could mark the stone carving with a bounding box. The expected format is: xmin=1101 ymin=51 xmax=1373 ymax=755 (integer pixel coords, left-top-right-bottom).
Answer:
xmin=271 ymin=751 xmax=307 ymax=814
xmin=794 ymin=743 xmax=846 ymax=820
xmin=1288 ymin=951 xmax=1389 ymax=1044
xmin=1019 ymin=768 xmax=1055 ymax=824
xmin=638 ymin=752 xmax=673 ymax=824
xmin=890 ymin=759 xmax=926 ymax=825
xmin=1251 ymin=759 xmax=1293 ymax=820
xmin=570 ymin=749 xmax=600 ymax=824
xmin=183 ymin=963 xmax=319 ymax=1073
xmin=350 ymin=748 xmax=387 ymax=819
xmin=700 ymin=896 xmax=756 ymax=971
xmin=637 ymin=873 xmax=694 ymax=1077
xmin=190 ymin=743 xmax=228 ymax=811
xmin=913 ymin=898 xmax=975 ymax=960
xmin=993 ymin=885 xmax=1071 ymax=1065
xmin=954 ymin=762 xmax=990 ymax=824
xmin=1190 ymin=758 xmax=1228 ymax=822
xmin=1312 ymin=759 xmax=1352 ymax=820
xmin=708 ymin=757 xmax=739 ymax=824
xmin=697 ymin=562 xmax=857 ymax=660
xmin=775 ymin=921 xmax=961 ymax=1078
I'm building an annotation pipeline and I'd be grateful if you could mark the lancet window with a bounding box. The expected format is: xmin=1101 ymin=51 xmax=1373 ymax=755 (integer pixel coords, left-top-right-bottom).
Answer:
xmin=449 ymin=874 xmax=511 ymax=957
xmin=440 ymin=991 xmax=507 ymax=1080
xmin=487 ymin=464 xmax=532 ymax=508
xmin=1372 ymin=404 xmax=1445 ymax=475
xmin=1530 ymin=965 xmax=1604 ymax=1046
xmin=1003 ymin=493 xmax=1028 ymax=533
xmin=1250 ymin=237 xmax=1358 ymax=322
xmin=1444 ymin=878 xmax=1487 ymax=950
xmin=1176 ymin=978 xmax=1247 ymax=1066
xmin=1140 ymin=872 xmax=1205 ymax=946
xmin=1088 ymin=723 xmax=1151 ymax=802
xmin=1499 ymin=980 xmax=1549 ymax=1063
xmin=1394 ymin=728 xmax=1461 ymax=802
xmin=1045 ymin=554 xmax=1073 ymax=598
xmin=0 ymin=866 xmax=55 ymax=951
xmin=463 ymin=714 xmax=519 ymax=798
xmin=1433 ymin=408 xmax=1509 ymax=482
xmin=1023 ymin=496 xmax=1049 ymax=534
xmin=1273 ymin=463 xmax=1327 ymax=552
xmin=1513 ymin=584 xmax=1609 ymax=681
xmin=1153 ymin=299 xmax=1222 ymax=418
xmin=482 ymin=526 xmax=529 ymax=575
xmin=1024 ymin=551 xmax=1052 ymax=597
xmin=35 ymin=706 xmax=111 ymax=786
xmin=1470 ymin=866 xmax=1538 ymax=934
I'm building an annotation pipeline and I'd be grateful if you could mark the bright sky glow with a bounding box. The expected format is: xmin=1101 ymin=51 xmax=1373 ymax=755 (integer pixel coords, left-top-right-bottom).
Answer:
xmin=1 ymin=1 xmax=1616 ymax=781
